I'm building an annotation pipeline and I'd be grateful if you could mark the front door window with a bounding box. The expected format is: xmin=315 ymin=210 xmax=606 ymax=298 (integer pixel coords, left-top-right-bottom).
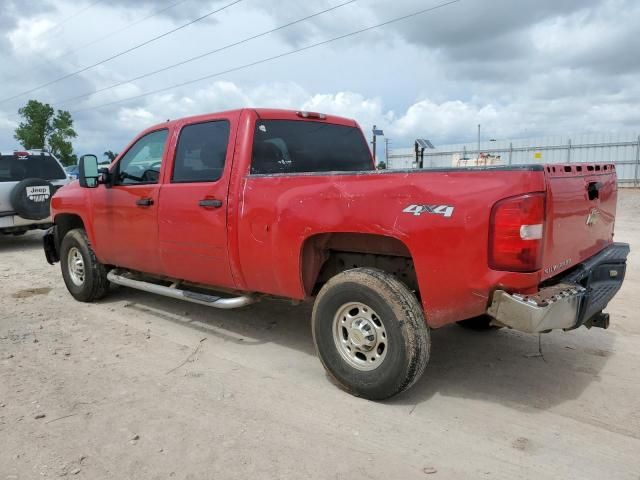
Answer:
xmin=116 ymin=129 xmax=168 ymax=185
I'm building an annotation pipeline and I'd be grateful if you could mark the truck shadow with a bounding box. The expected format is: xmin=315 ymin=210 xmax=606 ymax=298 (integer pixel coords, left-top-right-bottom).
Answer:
xmin=102 ymin=288 xmax=317 ymax=353
xmin=0 ymin=231 xmax=44 ymax=253
xmin=393 ymin=325 xmax=614 ymax=411
xmin=100 ymin=289 xmax=613 ymax=412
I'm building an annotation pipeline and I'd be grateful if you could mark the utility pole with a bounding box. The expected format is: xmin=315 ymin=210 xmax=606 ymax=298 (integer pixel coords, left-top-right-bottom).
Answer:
xmin=372 ymin=125 xmax=377 ymax=163
xmin=385 ymin=138 xmax=390 ymax=163
xmin=371 ymin=125 xmax=384 ymax=164
xmin=477 ymin=124 xmax=481 ymax=157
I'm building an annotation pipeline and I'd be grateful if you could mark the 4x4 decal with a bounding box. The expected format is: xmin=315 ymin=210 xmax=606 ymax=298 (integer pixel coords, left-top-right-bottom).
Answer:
xmin=403 ymin=204 xmax=454 ymax=218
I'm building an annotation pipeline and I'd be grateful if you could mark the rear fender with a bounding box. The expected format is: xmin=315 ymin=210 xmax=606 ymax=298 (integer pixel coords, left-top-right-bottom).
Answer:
xmin=300 ymin=232 xmax=417 ymax=296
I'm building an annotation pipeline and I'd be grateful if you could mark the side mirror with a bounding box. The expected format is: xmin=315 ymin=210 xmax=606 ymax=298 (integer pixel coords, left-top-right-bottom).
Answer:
xmin=79 ymin=154 xmax=99 ymax=188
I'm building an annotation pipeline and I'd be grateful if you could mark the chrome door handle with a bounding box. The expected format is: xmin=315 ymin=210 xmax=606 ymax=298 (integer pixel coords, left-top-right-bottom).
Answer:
xmin=136 ymin=197 xmax=154 ymax=207
xmin=199 ymin=199 xmax=222 ymax=208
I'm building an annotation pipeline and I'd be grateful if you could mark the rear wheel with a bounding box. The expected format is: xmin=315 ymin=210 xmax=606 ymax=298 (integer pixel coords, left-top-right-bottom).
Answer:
xmin=60 ymin=228 xmax=109 ymax=302
xmin=312 ymin=268 xmax=430 ymax=400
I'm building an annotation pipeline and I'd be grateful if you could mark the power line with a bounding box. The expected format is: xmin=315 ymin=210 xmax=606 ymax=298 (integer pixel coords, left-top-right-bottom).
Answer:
xmin=0 ymin=0 xmax=243 ymax=106
xmin=57 ymin=0 xmax=192 ymax=60
xmin=3 ymin=0 xmax=354 ymax=119
xmin=4 ymin=0 xmax=190 ymax=85
xmin=3 ymin=0 xmax=104 ymax=83
xmin=36 ymin=0 xmax=104 ymax=41
xmin=70 ymin=0 xmax=461 ymax=116
xmin=51 ymin=0 xmax=357 ymax=108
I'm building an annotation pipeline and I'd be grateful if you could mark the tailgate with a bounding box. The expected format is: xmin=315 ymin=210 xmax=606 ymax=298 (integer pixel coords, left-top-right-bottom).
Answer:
xmin=542 ymin=163 xmax=617 ymax=280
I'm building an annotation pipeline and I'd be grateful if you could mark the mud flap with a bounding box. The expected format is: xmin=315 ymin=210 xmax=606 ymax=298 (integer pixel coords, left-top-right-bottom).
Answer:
xmin=43 ymin=226 xmax=59 ymax=264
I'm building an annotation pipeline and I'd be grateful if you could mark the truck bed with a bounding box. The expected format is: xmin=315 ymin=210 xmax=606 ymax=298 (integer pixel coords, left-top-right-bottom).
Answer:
xmin=235 ymin=162 xmax=616 ymax=327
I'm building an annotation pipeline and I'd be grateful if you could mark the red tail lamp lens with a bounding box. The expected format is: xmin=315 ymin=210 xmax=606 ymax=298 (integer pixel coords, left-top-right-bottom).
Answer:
xmin=489 ymin=193 xmax=545 ymax=272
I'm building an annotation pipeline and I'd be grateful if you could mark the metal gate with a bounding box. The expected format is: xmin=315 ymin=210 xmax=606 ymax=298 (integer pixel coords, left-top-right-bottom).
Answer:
xmin=387 ymin=132 xmax=640 ymax=186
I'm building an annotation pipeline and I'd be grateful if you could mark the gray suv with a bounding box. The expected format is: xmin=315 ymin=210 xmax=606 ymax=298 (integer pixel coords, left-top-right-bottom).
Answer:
xmin=0 ymin=149 xmax=69 ymax=235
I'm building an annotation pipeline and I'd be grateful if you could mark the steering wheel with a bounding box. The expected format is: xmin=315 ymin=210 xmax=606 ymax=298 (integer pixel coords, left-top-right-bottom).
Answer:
xmin=141 ymin=161 xmax=162 ymax=182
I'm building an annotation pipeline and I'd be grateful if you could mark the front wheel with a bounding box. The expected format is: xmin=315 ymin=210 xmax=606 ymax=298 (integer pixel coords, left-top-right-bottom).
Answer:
xmin=312 ymin=268 xmax=430 ymax=400
xmin=60 ymin=228 xmax=109 ymax=302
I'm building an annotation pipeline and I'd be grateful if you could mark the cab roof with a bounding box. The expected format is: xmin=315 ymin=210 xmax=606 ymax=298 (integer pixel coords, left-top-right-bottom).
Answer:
xmin=143 ymin=108 xmax=360 ymax=134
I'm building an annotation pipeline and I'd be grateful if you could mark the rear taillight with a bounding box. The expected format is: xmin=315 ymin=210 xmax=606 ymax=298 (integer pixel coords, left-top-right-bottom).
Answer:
xmin=489 ymin=193 xmax=545 ymax=272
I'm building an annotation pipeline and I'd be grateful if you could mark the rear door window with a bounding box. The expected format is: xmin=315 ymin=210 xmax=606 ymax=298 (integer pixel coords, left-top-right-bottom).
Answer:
xmin=0 ymin=154 xmax=66 ymax=181
xmin=251 ymin=120 xmax=373 ymax=174
xmin=172 ymin=120 xmax=230 ymax=183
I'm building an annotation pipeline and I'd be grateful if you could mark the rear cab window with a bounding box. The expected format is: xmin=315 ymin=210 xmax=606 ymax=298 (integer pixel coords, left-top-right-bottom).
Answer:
xmin=0 ymin=154 xmax=66 ymax=182
xmin=251 ymin=120 xmax=373 ymax=175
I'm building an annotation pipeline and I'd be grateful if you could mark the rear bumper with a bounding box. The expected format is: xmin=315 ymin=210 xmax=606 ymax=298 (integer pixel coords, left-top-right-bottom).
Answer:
xmin=487 ymin=242 xmax=630 ymax=333
xmin=0 ymin=213 xmax=53 ymax=230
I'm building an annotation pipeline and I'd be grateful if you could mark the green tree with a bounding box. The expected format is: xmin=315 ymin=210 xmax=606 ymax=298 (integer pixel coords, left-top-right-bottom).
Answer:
xmin=376 ymin=161 xmax=387 ymax=170
xmin=103 ymin=150 xmax=119 ymax=162
xmin=14 ymin=100 xmax=78 ymax=166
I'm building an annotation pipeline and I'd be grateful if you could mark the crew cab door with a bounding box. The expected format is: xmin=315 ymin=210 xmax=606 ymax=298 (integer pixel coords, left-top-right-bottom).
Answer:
xmin=157 ymin=117 xmax=236 ymax=289
xmin=92 ymin=129 xmax=169 ymax=274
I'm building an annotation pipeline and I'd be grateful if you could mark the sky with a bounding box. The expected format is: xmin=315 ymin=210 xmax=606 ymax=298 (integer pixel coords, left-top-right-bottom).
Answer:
xmin=0 ymin=0 xmax=639 ymax=159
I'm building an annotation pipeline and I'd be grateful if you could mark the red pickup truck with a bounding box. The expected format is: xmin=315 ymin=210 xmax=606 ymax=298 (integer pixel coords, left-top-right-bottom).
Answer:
xmin=44 ymin=108 xmax=629 ymax=400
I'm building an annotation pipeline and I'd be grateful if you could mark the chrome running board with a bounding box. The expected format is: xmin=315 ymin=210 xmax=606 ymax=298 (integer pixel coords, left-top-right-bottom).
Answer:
xmin=107 ymin=271 xmax=255 ymax=309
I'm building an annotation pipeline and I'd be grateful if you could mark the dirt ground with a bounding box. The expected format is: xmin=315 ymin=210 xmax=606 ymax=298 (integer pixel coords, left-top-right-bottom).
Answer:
xmin=1 ymin=190 xmax=639 ymax=480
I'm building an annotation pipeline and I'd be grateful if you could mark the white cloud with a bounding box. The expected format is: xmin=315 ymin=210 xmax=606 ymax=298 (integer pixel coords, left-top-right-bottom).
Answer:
xmin=392 ymin=100 xmax=493 ymax=140
xmin=2 ymin=0 xmax=640 ymax=156
xmin=302 ymin=92 xmax=389 ymax=126
xmin=117 ymin=106 xmax=157 ymax=130
xmin=94 ymin=82 xmax=568 ymax=148
xmin=0 ymin=117 xmax=17 ymax=130
xmin=7 ymin=18 xmax=56 ymax=54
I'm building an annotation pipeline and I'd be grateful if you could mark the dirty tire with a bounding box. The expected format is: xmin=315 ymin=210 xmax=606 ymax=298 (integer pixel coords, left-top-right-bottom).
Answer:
xmin=456 ymin=315 xmax=501 ymax=331
xmin=312 ymin=268 xmax=430 ymax=400
xmin=60 ymin=228 xmax=109 ymax=302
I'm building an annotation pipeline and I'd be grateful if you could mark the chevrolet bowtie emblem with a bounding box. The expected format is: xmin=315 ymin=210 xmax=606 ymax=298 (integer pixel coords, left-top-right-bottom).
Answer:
xmin=586 ymin=208 xmax=600 ymax=226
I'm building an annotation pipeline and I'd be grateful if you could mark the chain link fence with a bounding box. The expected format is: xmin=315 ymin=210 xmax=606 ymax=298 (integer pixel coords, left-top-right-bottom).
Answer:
xmin=388 ymin=132 xmax=640 ymax=186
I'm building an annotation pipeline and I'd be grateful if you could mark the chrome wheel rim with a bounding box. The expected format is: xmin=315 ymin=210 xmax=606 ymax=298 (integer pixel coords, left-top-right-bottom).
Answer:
xmin=67 ymin=247 xmax=85 ymax=286
xmin=333 ymin=302 xmax=388 ymax=371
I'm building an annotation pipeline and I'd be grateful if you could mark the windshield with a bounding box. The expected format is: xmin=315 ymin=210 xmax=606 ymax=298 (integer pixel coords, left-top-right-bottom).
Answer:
xmin=251 ymin=120 xmax=373 ymax=174
xmin=0 ymin=154 xmax=66 ymax=181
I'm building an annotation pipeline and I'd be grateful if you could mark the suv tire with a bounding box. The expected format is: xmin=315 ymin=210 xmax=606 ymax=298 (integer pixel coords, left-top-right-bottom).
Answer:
xmin=10 ymin=178 xmax=55 ymax=220
xmin=60 ymin=228 xmax=109 ymax=302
